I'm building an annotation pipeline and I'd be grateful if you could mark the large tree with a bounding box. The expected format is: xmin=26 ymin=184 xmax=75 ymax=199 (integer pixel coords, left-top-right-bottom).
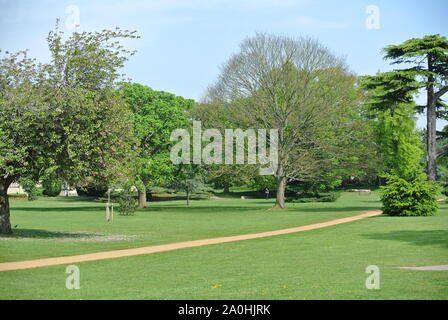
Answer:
xmin=361 ymin=72 xmax=423 ymax=177
xmin=121 ymin=83 xmax=193 ymax=208
xmin=0 ymin=25 xmax=138 ymax=234
xmin=197 ymin=33 xmax=369 ymax=208
xmin=383 ymin=34 xmax=448 ymax=181
xmin=361 ymin=72 xmax=438 ymax=216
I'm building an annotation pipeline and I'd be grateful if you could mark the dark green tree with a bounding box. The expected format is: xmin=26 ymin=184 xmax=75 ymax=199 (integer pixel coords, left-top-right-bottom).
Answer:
xmin=383 ymin=35 xmax=448 ymax=180
xmin=361 ymin=72 xmax=438 ymax=216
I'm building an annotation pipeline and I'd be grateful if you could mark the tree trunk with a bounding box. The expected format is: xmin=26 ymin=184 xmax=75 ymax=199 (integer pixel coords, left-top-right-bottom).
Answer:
xmin=0 ymin=180 xmax=13 ymax=234
xmin=274 ymin=176 xmax=286 ymax=209
xmin=427 ymin=58 xmax=437 ymax=181
xmin=186 ymin=190 xmax=190 ymax=206
xmin=223 ymin=185 xmax=230 ymax=193
xmin=137 ymin=187 xmax=147 ymax=209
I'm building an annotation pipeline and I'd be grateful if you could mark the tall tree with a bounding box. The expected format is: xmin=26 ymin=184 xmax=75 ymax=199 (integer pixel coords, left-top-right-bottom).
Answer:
xmin=361 ymin=72 xmax=423 ymax=177
xmin=0 ymin=25 xmax=138 ymax=234
xmin=198 ymin=33 xmax=368 ymax=208
xmin=361 ymin=72 xmax=438 ymax=217
xmin=121 ymin=83 xmax=193 ymax=208
xmin=383 ymin=34 xmax=448 ymax=180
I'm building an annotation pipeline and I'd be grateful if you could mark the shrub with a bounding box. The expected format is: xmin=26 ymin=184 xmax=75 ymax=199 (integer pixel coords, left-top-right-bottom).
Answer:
xmin=76 ymin=186 xmax=108 ymax=197
xmin=19 ymin=177 xmax=40 ymax=201
xmin=42 ymin=178 xmax=62 ymax=197
xmin=441 ymin=183 xmax=448 ymax=197
xmin=114 ymin=188 xmax=137 ymax=215
xmin=380 ymin=173 xmax=438 ymax=216
xmin=286 ymin=192 xmax=341 ymax=203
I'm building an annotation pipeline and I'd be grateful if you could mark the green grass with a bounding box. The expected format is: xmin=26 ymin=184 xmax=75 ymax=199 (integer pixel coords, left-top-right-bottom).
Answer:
xmin=0 ymin=192 xmax=380 ymax=262
xmin=1 ymin=192 xmax=447 ymax=299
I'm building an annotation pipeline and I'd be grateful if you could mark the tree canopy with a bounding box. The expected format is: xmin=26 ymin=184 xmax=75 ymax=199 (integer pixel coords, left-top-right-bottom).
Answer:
xmin=0 ymin=25 xmax=138 ymax=233
xmin=196 ymin=33 xmax=372 ymax=208
xmin=383 ymin=34 xmax=448 ymax=180
xmin=121 ymin=83 xmax=194 ymax=208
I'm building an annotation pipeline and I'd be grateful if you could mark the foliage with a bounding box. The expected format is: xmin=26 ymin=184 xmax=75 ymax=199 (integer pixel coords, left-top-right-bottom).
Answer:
xmin=249 ymin=175 xmax=277 ymax=192
xmin=42 ymin=177 xmax=62 ymax=197
xmin=382 ymin=34 xmax=448 ymax=180
xmin=76 ymin=186 xmax=108 ymax=198
xmin=0 ymin=24 xmax=138 ymax=233
xmin=168 ymin=164 xmax=206 ymax=205
xmin=360 ymin=72 xmax=423 ymax=178
xmin=361 ymin=69 xmax=438 ymax=216
xmin=380 ymin=173 xmax=438 ymax=216
xmin=208 ymin=165 xmax=254 ymax=192
xmin=286 ymin=192 xmax=341 ymax=203
xmin=114 ymin=187 xmax=137 ymax=215
xmin=196 ymin=33 xmax=372 ymax=208
xmin=121 ymin=83 xmax=193 ymax=207
xmin=18 ymin=177 xmax=41 ymax=201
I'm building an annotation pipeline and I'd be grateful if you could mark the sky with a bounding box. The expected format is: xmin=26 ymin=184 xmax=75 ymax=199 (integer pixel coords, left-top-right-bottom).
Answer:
xmin=1 ymin=0 xmax=447 ymax=128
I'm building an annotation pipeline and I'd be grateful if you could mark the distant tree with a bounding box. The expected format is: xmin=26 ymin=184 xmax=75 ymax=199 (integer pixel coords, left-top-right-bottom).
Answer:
xmin=208 ymin=165 xmax=253 ymax=193
xmin=169 ymin=164 xmax=205 ymax=206
xmin=383 ymin=35 xmax=448 ymax=180
xmin=122 ymin=83 xmax=193 ymax=208
xmin=0 ymin=24 xmax=138 ymax=234
xmin=249 ymin=175 xmax=277 ymax=192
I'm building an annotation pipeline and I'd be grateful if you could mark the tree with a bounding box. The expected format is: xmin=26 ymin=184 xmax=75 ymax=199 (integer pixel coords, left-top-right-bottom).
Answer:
xmin=360 ymin=71 xmax=423 ymax=177
xmin=197 ymin=33 xmax=368 ymax=208
xmin=207 ymin=164 xmax=253 ymax=193
xmin=361 ymin=72 xmax=438 ymax=216
xmin=121 ymin=83 xmax=194 ymax=208
xmin=169 ymin=164 xmax=206 ymax=206
xmin=383 ymin=35 xmax=448 ymax=181
xmin=0 ymin=25 xmax=138 ymax=234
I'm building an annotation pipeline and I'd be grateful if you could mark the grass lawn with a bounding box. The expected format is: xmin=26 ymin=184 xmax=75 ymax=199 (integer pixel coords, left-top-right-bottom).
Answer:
xmin=1 ymin=192 xmax=447 ymax=299
xmin=0 ymin=192 xmax=380 ymax=262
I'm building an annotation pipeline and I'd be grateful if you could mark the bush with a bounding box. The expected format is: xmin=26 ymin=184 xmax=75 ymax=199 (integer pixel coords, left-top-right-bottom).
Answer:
xmin=286 ymin=192 xmax=341 ymax=203
xmin=380 ymin=173 xmax=438 ymax=216
xmin=76 ymin=186 xmax=108 ymax=197
xmin=42 ymin=178 xmax=62 ymax=197
xmin=441 ymin=183 xmax=448 ymax=197
xmin=19 ymin=177 xmax=41 ymax=201
xmin=114 ymin=188 xmax=137 ymax=215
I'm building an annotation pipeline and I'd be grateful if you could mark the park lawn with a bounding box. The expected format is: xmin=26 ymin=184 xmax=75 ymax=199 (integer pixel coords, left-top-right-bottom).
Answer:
xmin=0 ymin=198 xmax=447 ymax=299
xmin=0 ymin=192 xmax=380 ymax=262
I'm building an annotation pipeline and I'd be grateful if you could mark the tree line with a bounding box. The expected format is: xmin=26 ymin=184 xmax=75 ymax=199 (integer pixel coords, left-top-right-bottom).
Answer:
xmin=1 ymin=25 xmax=447 ymax=233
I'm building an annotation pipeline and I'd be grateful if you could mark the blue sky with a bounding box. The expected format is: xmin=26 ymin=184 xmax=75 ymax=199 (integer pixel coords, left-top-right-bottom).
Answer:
xmin=1 ymin=0 xmax=447 ymax=127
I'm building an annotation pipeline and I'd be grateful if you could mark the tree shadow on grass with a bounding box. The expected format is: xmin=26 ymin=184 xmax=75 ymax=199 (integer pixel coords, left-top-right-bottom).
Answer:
xmin=361 ymin=230 xmax=448 ymax=248
xmin=0 ymin=229 xmax=98 ymax=239
xmin=286 ymin=206 xmax=379 ymax=213
xmin=11 ymin=206 xmax=102 ymax=212
xmin=140 ymin=205 xmax=263 ymax=213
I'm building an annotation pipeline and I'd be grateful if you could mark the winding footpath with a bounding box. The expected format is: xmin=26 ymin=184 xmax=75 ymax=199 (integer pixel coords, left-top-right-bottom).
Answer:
xmin=0 ymin=210 xmax=382 ymax=272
